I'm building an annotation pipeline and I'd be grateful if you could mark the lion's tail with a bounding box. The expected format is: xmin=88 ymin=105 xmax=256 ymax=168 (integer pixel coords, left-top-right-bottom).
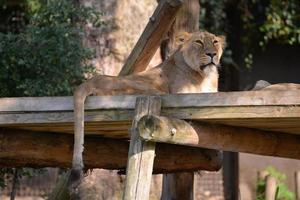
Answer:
xmin=68 ymin=85 xmax=90 ymax=198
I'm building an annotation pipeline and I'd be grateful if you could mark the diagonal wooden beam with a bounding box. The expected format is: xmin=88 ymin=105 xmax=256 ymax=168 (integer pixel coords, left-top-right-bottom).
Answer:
xmin=118 ymin=0 xmax=183 ymax=76
xmin=138 ymin=115 xmax=300 ymax=159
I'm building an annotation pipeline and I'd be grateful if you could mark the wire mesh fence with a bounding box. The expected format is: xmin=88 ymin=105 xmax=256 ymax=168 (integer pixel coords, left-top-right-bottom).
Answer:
xmin=1 ymin=168 xmax=225 ymax=199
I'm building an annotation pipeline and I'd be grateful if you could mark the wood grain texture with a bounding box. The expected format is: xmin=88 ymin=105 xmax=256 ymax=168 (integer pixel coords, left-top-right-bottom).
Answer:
xmin=138 ymin=115 xmax=300 ymax=159
xmin=118 ymin=0 xmax=183 ymax=75
xmin=1 ymin=106 xmax=299 ymax=135
xmin=0 ymin=128 xmax=222 ymax=172
xmin=1 ymin=90 xmax=300 ymax=112
xmin=0 ymin=91 xmax=299 ymax=136
xmin=123 ymin=96 xmax=161 ymax=200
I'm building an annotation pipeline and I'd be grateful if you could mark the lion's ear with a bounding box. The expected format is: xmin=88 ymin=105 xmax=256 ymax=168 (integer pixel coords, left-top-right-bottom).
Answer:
xmin=217 ymin=35 xmax=226 ymax=49
xmin=175 ymin=32 xmax=191 ymax=46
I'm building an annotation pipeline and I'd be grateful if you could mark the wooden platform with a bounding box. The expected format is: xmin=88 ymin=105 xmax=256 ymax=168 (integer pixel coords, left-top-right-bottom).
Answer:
xmin=1 ymin=90 xmax=300 ymax=137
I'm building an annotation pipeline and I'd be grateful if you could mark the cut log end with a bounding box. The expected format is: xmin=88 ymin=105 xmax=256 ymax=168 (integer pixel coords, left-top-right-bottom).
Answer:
xmin=138 ymin=115 xmax=300 ymax=160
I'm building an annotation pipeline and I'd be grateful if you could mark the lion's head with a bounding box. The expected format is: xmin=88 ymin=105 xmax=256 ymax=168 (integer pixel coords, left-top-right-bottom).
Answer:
xmin=175 ymin=31 xmax=225 ymax=75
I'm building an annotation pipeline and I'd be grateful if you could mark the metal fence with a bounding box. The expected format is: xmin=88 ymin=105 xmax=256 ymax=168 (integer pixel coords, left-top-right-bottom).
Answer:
xmin=1 ymin=168 xmax=225 ymax=200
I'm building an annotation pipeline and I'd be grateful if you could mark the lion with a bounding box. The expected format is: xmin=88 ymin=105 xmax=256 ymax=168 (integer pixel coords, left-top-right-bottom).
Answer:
xmin=69 ymin=31 xmax=225 ymax=194
xmin=252 ymin=80 xmax=300 ymax=91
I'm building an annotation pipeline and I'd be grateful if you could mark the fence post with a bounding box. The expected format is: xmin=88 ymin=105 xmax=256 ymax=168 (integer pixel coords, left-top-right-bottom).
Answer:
xmin=123 ymin=96 xmax=161 ymax=200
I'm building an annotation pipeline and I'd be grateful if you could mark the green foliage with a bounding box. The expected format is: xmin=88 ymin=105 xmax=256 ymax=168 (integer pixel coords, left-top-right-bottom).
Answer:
xmin=259 ymin=0 xmax=300 ymax=46
xmin=199 ymin=0 xmax=300 ymax=68
xmin=0 ymin=0 xmax=101 ymax=97
xmin=240 ymin=0 xmax=300 ymax=68
xmin=256 ymin=166 xmax=295 ymax=200
xmin=0 ymin=0 xmax=102 ymax=190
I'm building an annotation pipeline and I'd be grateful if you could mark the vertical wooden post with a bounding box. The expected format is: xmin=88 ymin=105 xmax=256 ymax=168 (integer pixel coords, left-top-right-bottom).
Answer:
xmin=161 ymin=172 xmax=194 ymax=200
xmin=223 ymin=152 xmax=239 ymax=200
xmin=296 ymin=171 xmax=300 ymax=200
xmin=265 ymin=175 xmax=277 ymax=200
xmin=160 ymin=0 xmax=199 ymax=199
xmin=123 ymin=96 xmax=161 ymax=200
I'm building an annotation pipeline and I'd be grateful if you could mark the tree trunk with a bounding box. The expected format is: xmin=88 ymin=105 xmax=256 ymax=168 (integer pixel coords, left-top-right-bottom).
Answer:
xmin=81 ymin=0 xmax=161 ymax=75
xmin=160 ymin=0 xmax=200 ymax=199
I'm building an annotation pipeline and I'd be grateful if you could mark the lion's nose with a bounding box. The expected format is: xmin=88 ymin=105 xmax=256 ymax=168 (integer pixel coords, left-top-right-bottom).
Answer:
xmin=206 ymin=53 xmax=217 ymax=58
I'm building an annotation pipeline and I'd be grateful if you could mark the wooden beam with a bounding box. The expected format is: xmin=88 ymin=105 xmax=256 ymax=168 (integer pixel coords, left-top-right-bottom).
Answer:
xmin=138 ymin=115 xmax=300 ymax=159
xmin=1 ymin=91 xmax=300 ymax=135
xmin=0 ymin=129 xmax=222 ymax=173
xmin=118 ymin=0 xmax=183 ymax=75
xmin=123 ymin=96 xmax=161 ymax=200
xmin=2 ymin=90 xmax=300 ymax=112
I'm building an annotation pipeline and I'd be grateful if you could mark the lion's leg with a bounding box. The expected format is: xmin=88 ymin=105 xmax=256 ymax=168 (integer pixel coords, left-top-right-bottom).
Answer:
xmin=69 ymin=83 xmax=92 ymax=198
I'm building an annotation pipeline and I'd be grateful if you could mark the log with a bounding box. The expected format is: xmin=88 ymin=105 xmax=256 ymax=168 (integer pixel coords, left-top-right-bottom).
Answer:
xmin=0 ymin=128 xmax=222 ymax=173
xmin=123 ymin=96 xmax=161 ymax=200
xmin=118 ymin=0 xmax=183 ymax=75
xmin=138 ymin=115 xmax=300 ymax=159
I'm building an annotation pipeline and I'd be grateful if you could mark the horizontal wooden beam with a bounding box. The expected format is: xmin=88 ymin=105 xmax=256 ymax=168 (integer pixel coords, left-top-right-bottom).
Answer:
xmin=0 ymin=129 xmax=222 ymax=172
xmin=1 ymin=90 xmax=300 ymax=112
xmin=118 ymin=0 xmax=183 ymax=75
xmin=138 ymin=115 xmax=300 ymax=159
xmin=1 ymin=91 xmax=300 ymax=135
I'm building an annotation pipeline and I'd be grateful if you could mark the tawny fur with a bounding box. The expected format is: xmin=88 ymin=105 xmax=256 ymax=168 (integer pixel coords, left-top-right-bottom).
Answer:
xmin=69 ymin=31 xmax=225 ymax=195
xmin=253 ymin=80 xmax=300 ymax=91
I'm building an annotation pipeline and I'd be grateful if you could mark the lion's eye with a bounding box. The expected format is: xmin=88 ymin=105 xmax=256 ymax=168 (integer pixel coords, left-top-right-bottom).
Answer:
xmin=195 ymin=40 xmax=203 ymax=45
xmin=179 ymin=38 xmax=185 ymax=42
xmin=213 ymin=40 xmax=218 ymax=44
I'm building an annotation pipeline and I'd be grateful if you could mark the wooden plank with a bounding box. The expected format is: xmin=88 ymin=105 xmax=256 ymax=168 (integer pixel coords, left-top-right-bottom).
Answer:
xmin=1 ymin=105 xmax=299 ymax=135
xmin=0 ymin=128 xmax=222 ymax=172
xmin=0 ymin=91 xmax=300 ymax=135
xmin=123 ymin=96 xmax=161 ymax=200
xmin=118 ymin=0 xmax=183 ymax=75
xmin=138 ymin=115 xmax=300 ymax=159
xmin=1 ymin=90 xmax=300 ymax=112
xmin=1 ymin=106 xmax=300 ymax=124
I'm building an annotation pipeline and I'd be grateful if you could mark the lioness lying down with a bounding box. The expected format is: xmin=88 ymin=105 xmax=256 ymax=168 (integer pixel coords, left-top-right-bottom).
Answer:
xmin=69 ymin=31 xmax=225 ymax=193
xmin=253 ymin=80 xmax=300 ymax=91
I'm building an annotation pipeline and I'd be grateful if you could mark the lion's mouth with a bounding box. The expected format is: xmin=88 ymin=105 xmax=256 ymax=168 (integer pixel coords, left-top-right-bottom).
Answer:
xmin=199 ymin=62 xmax=216 ymax=70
